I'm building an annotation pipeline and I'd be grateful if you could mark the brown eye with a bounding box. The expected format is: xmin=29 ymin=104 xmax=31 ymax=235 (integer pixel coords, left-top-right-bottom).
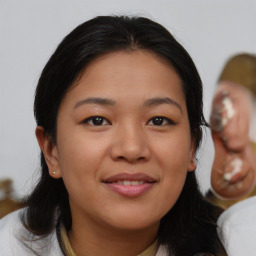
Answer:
xmin=83 ymin=116 xmax=110 ymax=126
xmin=152 ymin=117 xmax=164 ymax=125
xmin=148 ymin=116 xmax=176 ymax=126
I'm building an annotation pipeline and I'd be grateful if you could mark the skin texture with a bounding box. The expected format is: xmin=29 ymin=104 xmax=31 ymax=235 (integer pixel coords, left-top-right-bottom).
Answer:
xmin=211 ymin=82 xmax=256 ymax=200
xmin=36 ymin=50 xmax=196 ymax=256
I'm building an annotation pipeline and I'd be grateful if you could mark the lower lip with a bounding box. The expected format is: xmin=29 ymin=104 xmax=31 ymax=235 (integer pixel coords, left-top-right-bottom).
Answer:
xmin=104 ymin=183 xmax=155 ymax=197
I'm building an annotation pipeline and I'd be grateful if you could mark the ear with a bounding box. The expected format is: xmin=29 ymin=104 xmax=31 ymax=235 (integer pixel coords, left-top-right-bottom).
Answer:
xmin=35 ymin=126 xmax=62 ymax=179
xmin=187 ymin=139 xmax=197 ymax=172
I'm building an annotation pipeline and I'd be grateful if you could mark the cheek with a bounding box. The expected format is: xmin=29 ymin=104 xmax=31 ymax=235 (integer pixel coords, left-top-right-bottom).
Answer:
xmin=55 ymin=132 xmax=110 ymax=209
xmin=160 ymin=150 xmax=188 ymax=194
xmin=150 ymin=129 xmax=192 ymax=169
xmin=152 ymin=156 xmax=188 ymax=220
xmin=150 ymin=131 xmax=192 ymax=197
xmin=56 ymin=129 xmax=110 ymax=180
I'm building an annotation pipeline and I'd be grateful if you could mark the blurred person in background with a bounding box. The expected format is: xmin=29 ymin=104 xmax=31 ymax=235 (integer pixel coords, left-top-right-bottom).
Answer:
xmin=208 ymin=53 xmax=256 ymax=256
xmin=207 ymin=53 xmax=256 ymax=207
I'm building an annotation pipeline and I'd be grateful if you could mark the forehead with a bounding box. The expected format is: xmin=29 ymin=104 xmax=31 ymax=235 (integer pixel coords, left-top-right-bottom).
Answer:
xmin=62 ymin=50 xmax=186 ymax=109
xmin=82 ymin=50 xmax=180 ymax=84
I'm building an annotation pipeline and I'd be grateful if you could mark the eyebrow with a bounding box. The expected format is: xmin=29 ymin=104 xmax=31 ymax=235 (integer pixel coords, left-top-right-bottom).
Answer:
xmin=144 ymin=97 xmax=183 ymax=114
xmin=74 ymin=97 xmax=116 ymax=109
xmin=74 ymin=96 xmax=182 ymax=113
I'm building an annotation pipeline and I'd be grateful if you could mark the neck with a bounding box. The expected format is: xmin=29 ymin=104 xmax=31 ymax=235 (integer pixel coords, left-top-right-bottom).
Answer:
xmin=69 ymin=214 xmax=159 ymax=256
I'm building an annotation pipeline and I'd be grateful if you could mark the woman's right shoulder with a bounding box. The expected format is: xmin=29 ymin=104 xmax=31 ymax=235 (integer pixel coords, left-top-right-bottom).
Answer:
xmin=0 ymin=209 xmax=45 ymax=255
xmin=0 ymin=209 xmax=28 ymax=255
xmin=0 ymin=208 xmax=64 ymax=256
xmin=0 ymin=209 xmax=23 ymax=237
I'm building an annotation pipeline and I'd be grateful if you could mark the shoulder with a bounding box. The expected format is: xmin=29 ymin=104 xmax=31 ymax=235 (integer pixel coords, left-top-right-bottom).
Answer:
xmin=0 ymin=209 xmax=25 ymax=255
xmin=0 ymin=209 xmax=63 ymax=256
xmin=217 ymin=196 xmax=256 ymax=256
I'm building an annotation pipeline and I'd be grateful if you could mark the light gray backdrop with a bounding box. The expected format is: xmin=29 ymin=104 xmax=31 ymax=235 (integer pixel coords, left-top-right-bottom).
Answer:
xmin=1 ymin=0 xmax=256 ymax=198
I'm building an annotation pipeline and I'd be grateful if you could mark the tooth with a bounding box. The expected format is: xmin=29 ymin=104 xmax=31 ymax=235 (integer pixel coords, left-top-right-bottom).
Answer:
xmin=139 ymin=181 xmax=144 ymax=184
xmin=117 ymin=181 xmax=123 ymax=184
xmin=131 ymin=181 xmax=139 ymax=186
xmin=223 ymin=173 xmax=233 ymax=181
xmin=123 ymin=180 xmax=131 ymax=186
xmin=223 ymin=158 xmax=243 ymax=181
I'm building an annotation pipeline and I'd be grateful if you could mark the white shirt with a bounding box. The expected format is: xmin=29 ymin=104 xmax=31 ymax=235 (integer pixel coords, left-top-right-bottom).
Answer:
xmin=0 ymin=210 xmax=63 ymax=256
xmin=217 ymin=196 xmax=256 ymax=256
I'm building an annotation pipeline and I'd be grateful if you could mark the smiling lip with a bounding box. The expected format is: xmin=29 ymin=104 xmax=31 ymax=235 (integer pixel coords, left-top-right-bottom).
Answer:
xmin=102 ymin=173 xmax=157 ymax=197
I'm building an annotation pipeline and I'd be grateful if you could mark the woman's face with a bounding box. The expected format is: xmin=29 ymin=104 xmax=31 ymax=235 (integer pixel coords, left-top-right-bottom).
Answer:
xmin=46 ymin=50 xmax=195 ymax=232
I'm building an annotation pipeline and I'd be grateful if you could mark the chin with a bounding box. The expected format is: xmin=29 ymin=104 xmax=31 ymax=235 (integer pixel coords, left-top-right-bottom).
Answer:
xmin=112 ymin=219 xmax=159 ymax=232
xmin=104 ymin=210 xmax=161 ymax=231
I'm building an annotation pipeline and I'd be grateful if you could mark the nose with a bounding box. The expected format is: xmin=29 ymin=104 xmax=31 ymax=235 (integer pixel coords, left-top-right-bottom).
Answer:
xmin=110 ymin=123 xmax=151 ymax=163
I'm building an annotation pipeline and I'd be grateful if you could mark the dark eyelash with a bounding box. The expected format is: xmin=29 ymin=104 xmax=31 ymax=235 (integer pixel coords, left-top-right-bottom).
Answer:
xmin=149 ymin=116 xmax=177 ymax=126
xmin=81 ymin=116 xmax=110 ymax=125
xmin=163 ymin=117 xmax=176 ymax=124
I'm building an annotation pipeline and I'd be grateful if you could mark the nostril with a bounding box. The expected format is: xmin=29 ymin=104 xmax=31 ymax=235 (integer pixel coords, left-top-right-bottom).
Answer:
xmin=115 ymin=155 xmax=146 ymax=162
xmin=110 ymin=137 xmax=150 ymax=162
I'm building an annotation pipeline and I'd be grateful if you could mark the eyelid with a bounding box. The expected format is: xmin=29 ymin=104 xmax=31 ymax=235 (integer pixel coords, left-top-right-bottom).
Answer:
xmin=147 ymin=116 xmax=177 ymax=126
xmin=82 ymin=116 xmax=111 ymax=126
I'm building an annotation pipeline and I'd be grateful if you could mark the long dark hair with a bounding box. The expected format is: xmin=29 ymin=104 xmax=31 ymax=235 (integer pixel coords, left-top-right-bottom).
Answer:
xmin=22 ymin=16 xmax=223 ymax=255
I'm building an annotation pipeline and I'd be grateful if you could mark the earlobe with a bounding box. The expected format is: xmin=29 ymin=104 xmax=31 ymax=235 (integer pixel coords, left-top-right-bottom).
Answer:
xmin=35 ymin=126 xmax=62 ymax=179
xmin=188 ymin=140 xmax=197 ymax=172
xmin=188 ymin=158 xmax=197 ymax=172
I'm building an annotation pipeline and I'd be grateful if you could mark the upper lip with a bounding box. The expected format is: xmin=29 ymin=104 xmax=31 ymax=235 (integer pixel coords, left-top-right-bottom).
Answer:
xmin=102 ymin=173 xmax=157 ymax=183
